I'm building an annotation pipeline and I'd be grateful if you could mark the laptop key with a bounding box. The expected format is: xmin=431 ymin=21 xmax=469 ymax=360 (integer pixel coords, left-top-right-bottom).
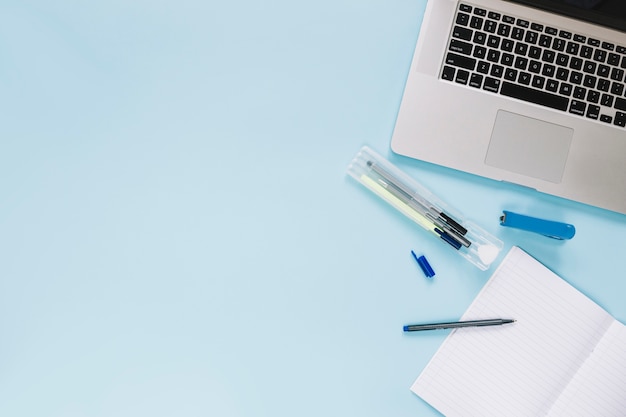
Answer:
xmin=504 ymin=68 xmax=518 ymax=81
xmin=546 ymin=79 xmax=559 ymax=92
xmin=593 ymin=49 xmax=607 ymax=63
xmin=597 ymin=65 xmax=610 ymax=78
xmin=470 ymin=73 xmax=483 ymax=88
xmin=552 ymin=38 xmax=566 ymax=51
xmin=532 ymin=75 xmax=545 ymax=89
xmin=515 ymin=42 xmax=529 ymax=56
xmin=525 ymin=30 xmax=538 ymax=44
xmin=518 ymin=72 xmax=532 ymax=85
xmin=453 ymin=26 xmax=473 ymax=41
xmin=484 ymin=20 xmax=498 ymax=33
xmin=474 ymin=31 xmax=487 ymax=45
xmin=615 ymin=112 xmax=626 ymax=127
xmin=491 ymin=64 xmax=504 ymax=78
xmin=570 ymin=57 xmax=583 ymax=70
xmin=456 ymin=12 xmax=470 ymax=26
xmin=470 ymin=16 xmax=484 ymax=30
xmin=473 ymin=7 xmax=486 ymax=16
xmin=498 ymin=23 xmax=511 ymax=37
xmin=570 ymin=72 xmax=583 ymax=85
xmin=566 ymin=42 xmax=579 ymax=55
xmin=586 ymin=105 xmax=600 ymax=120
xmin=500 ymin=82 xmax=569 ymax=111
xmin=542 ymin=50 xmax=555 ymax=63
xmin=474 ymin=46 xmax=487 ymax=59
xmin=501 ymin=39 xmax=515 ymax=52
xmin=608 ymin=53 xmax=620 ymax=66
xmin=441 ymin=66 xmax=456 ymax=81
xmin=483 ymin=77 xmax=501 ymax=92
xmin=580 ymin=46 xmax=593 ymax=59
xmin=501 ymin=53 xmax=514 ymax=66
xmin=446 ymin=52 xmax=476 ymax=70
xmin=515 ymin=57 xmax=529 ymax=70
xmin=512 ymin=27 xmax=525 ymax=40
xmin=556 ymin=54 xmax=569 ymax=67
xmin=529 ymin=60 xmax=542 ymax=73
xmin=450 ymin=39 xmax=473 ymax=55
xmin=611 ymin=82 xmax=624 ymax=96
xmin=583 ymin=75 xmax=596 ymax=89
xmin=559 ymin=83 xmax=573 ymax=96
xmin=569 ymin=100 xmax=586 ymax=116
xmin=600 ymin=114 xmax=613 ymax=123
xmin=610 ymin=67 xmax=624 ymax=81
xmin=556 ymin=67 xmax=569 ymax=81
xmin=601 ymin=94 xmax=614 ymax=107
xmin=587 ymin=90 xmax=600 ymax=103
xmin=615 ymin=97 xmax=626 ymax=111
xmin=456 ymin=69 xmax=470 ymax=85
xmin=573 ymin=87 xmax=586 ymax=99
xmin=476 ymin=60 xmax=489 ymax=74
xmin=503 ymin=15 xmax=515 ymax=24
xmin=588 ymin=38 xmax=601 ymax=47
xmin=583 ymin=61 xmax=596 ymax=74
xmin=487 ymin=35 xmax=501 ymax=48
xmin=539 ymin=34 xmax=552 ymax=48
xmin=598 ymin=78 xmax=611 ymax=92
xmin=542 ymin=64 xmax=555 ymax=77
xmin=487 ymin=49 xmax=501 ymax=62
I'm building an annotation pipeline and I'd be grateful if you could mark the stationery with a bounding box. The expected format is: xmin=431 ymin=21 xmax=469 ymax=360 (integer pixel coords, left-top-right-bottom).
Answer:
xmin=499 ymin=210 xmax=576 ymax=240
xmin=411 ymin=251 xmax=436 ymax=278
xmin=403 ymin=318 xmax=514 ymax=332
xmin=411 ymin=246 xmax=626 ymax=417
xmin=347 ymin=146 xmax=503 ymax=270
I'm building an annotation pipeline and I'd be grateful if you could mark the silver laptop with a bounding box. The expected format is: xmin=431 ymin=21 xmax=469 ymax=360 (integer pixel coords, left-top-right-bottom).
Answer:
xmin=391 ymin=0 xmax=626 ymax=214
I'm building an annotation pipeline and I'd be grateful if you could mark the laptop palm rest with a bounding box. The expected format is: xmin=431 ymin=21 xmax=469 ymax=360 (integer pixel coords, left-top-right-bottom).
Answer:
xmin=485 ymin=110 xmax=573 ymax=184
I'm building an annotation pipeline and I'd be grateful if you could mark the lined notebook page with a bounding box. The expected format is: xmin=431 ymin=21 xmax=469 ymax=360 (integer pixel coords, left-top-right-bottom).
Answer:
xmin=411 ymin=246 xmax=625 ymax=417
xmin=546 ymin=320 xmax=626 ymax=416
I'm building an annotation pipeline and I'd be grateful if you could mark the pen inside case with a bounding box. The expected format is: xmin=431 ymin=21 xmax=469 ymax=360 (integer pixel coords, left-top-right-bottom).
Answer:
xmin=347 ymin=146 xmax=502 ymax=270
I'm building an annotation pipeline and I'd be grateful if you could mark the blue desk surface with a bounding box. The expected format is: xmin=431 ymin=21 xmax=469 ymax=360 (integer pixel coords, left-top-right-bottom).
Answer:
xmin=2 ymin=1 xmax=625 ymax=416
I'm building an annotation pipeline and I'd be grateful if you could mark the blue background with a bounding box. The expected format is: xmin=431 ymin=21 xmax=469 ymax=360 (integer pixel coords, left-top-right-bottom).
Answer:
xmin=1 ymin=1 xmax=625 ymax=416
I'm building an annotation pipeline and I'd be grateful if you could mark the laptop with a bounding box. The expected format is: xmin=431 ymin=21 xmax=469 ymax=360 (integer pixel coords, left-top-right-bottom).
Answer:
xmin=391 ymin=0 xmax=626 ymax=214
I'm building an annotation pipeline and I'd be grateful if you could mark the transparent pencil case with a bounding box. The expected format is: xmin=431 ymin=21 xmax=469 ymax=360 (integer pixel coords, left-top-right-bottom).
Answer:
xmin=347 ymin=146 xmax=503 ymax=270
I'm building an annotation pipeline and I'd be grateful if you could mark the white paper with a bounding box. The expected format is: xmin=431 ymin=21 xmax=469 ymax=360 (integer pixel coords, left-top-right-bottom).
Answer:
xmin=411 ymin=246 xmax=626 ymax=417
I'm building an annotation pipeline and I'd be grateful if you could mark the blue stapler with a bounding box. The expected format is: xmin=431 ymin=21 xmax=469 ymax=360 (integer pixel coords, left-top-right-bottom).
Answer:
xmin=499 ymin=210 xmax=576 ymax=240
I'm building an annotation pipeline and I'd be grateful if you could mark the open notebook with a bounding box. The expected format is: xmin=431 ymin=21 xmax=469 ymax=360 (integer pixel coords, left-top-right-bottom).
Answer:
xmin=412 ymin=246 xmax=626 ymax=416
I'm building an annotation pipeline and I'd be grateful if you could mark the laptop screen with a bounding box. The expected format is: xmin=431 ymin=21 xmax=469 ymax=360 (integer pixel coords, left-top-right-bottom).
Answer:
xmin=509 ymin=0 xmax=626 ymax=33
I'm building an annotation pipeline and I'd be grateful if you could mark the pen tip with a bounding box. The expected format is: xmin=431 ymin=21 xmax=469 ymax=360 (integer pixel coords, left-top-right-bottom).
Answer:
xmin=366 ymin=160 xmax=373 ymax=167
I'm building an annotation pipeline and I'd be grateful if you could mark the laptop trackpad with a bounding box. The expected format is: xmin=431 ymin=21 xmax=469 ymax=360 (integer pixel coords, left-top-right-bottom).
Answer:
xmin=485 ymin=110 xmax=573 ymax=183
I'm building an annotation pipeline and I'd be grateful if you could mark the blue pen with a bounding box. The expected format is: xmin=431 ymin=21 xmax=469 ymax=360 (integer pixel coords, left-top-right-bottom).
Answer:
xmin=499 ymin=210 xmax=576 ymax=240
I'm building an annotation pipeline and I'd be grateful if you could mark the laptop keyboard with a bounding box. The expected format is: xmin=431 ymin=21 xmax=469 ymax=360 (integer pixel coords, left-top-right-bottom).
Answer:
xmin=442 ymin=3 xmax=626 ymax=128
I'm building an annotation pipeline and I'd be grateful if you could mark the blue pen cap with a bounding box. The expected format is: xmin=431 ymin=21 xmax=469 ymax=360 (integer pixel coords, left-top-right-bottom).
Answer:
xmin=412 ymin=251 xmax=435 ymax=278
